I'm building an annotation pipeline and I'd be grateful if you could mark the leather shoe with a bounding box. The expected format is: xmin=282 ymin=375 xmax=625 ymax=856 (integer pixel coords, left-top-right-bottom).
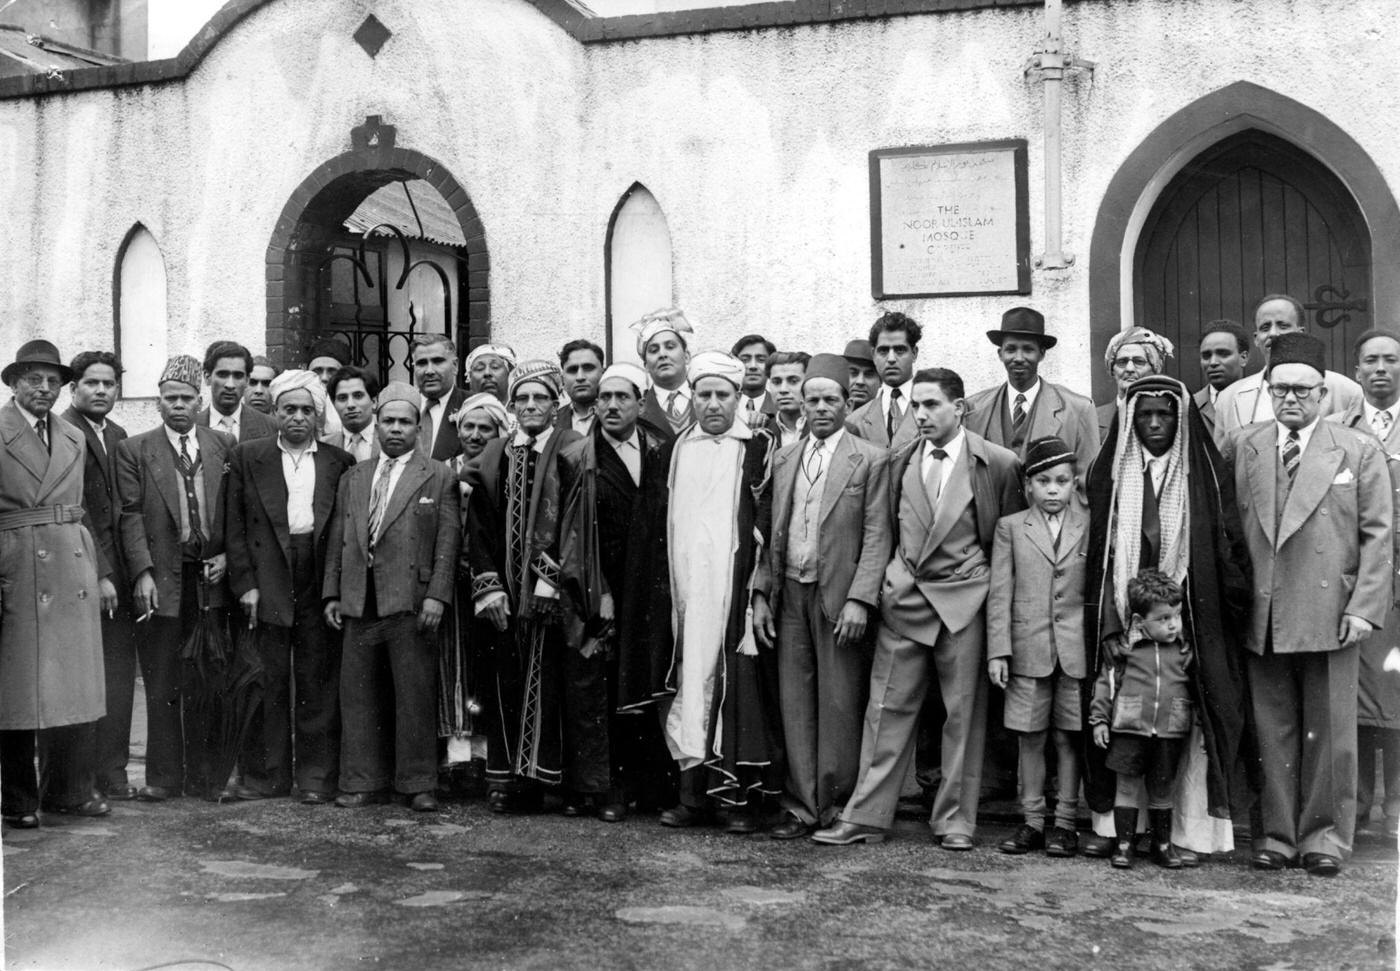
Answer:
xmin=300 ymin=790 xmax=334 ymax=805
xmin=998 ymin=824 xmax=1044 ymax=855
xmin=1250 ymin=848 xmax=1293 ymax=871
xmin=104 ymin=785 xmax=138 ymax=802
xmin=335 ymin=790 xmax=390 ymax=808
xmin=487 ymin=789 xmax=508 ymax=813
xmin=222 ymin=783 xmax=268 ymax=802
xmin=137 ymin=785 xmax=179 ymax=802
xmin=660 ymin=804 xmax=710 ymax=828
xmin=1302 ymin=852 xmax=1341 ymax=877
xmin=1174 ymin=845 xmax=1200 ymax=868
xmin=1080 ymin=832 xmax=1114 ymax=858
xmin=811 ymin=820 xmax=886 ymax=845
xmin=722 ymin=811 xmax=759 ymax=835
xmin=409 ymin=792 xmax=439 ymax=813
xmin=597 ymin=803 xmax=627 ymax=823
xmin=1045 ymin=826 xmax=1078 ymax=857
xmin=41 ymin=797 xmax=110 ymax=818
xmin=938 ymin=833 xmax=975 ymax=851
xmin=3 ymin=813 xmax=39 ymax=829
xmin=769 ymin=816 xmax=812 ymax=840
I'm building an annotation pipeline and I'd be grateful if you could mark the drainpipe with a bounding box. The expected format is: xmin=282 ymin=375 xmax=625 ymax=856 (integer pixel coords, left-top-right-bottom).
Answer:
xmin=1026 ymin=0 xmax=1093 ymax=270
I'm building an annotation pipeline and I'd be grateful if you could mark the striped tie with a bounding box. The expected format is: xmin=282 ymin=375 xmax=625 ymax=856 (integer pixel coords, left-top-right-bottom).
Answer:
xmin=1012 ymin=393 xmax=1027 ymax=432
xmin=1282 ymin=430 xmax=1301 ymax=481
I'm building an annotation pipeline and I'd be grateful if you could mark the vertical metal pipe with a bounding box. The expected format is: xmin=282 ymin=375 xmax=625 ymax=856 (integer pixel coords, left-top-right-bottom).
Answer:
xmin=1040 ymin=0 xmax=1068 ymax=267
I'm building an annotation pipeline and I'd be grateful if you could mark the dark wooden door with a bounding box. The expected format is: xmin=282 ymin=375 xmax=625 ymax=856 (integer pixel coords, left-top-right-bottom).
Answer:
xmin=1135 ymin=130 xmax=1372 ymax=391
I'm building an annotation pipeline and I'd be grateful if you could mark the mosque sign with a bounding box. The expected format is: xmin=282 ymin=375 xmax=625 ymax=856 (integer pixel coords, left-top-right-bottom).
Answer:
xmin=870 ymin=140 xmax=1031 ymax=299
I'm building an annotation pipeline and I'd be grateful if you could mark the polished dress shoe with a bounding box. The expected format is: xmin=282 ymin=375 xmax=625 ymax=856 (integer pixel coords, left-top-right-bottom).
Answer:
xmin=811 ymin=820 xmax=886 ymax=845
xmin=1080 ymin=832 xmax=1114 ymax=858
xmin=721 ymin=811 xmax=759 ymax=835
xmin=41 ymin=797 xmax=110 ymax=818
xmin=659 ymin=804 xmax=710 ymax=828
xmin=769 ymin=816 xmax=812 ymax=840
xmin=1045 ymin=827 xmax=1078 ymax=857
xmin=222 ymin=783 xmax=268 ymax=802
xmin=1302 ymin=852 xmax=1341 ymax=877
xmin=104 ymin=785 xmax=138 ymax=802
xmin=1250 ymin=848 xmax=1292 ymax=871
xmin=335 ymin=790 xmax=390 ymax=808
xmin=487 ymin=789 xmax=508 ymax=813
xmin=136 ymin=785 xmax=179 ymax=802
xmin=1174 ymin=846 xmax=1200 ymax=868
xmin=938 ymin=833 xmax=974 ymax=852
xmin=409 ymin=792 xmax=440 ymax=813
xmin=300 ymin=790 xmax=334 ymax=805
xmin=597 ymin=803 xmax=627 ymax=823
xmin=997 ymin=824 xmax=1044 ymax=855
xmin=3 ymin=812 xmax=39 ymax=829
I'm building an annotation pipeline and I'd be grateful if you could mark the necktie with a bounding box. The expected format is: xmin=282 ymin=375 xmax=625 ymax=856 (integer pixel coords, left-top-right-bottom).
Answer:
xmin=218 ymin=416 xmax=235 ymax=436
xmin=34 ymin=418 xmax=48 ymax=454
xmin=666 ymin=393 xmax=680 ymax=420
xmin=1049 ymin=513 xmax=1061 ymax=553
xmin=367 ymin=459 xmax=395 ymax=558
xmin=177 ymin=435 xmax=205 ymax=552
xmin=1012 ymin=393 xmax=1027 ymax=431
xmin=420 ymin=402 xmax=436 ymax=455
xmin=1374 ymin=410 xmax=1393 ymax=439
xmin=1282 ymin=430 xmax=1301 ymax=481
xmin=924 ymin=447 xmax=947 ymax=509
xmin=804 ymin=438 xmax=826 ymax=484
xmin=887 ymin=388 xmax=903 ymax=441
xmin=746 ymin=397 xmax=756 ymax=412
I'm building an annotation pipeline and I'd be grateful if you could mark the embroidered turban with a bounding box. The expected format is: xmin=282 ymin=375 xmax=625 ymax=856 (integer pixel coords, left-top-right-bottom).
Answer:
xmin=507 ymin=359 xmax=563 ymax=401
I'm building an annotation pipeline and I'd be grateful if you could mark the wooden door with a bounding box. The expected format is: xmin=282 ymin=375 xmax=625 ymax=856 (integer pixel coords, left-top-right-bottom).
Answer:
xmin=1135 ymin=130 xmax=1372 ymax=391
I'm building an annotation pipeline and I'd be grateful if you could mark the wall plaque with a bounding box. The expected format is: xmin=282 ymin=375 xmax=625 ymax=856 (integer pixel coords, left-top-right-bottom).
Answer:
xmin=870 ymin=140 xmax=1031 ymax=299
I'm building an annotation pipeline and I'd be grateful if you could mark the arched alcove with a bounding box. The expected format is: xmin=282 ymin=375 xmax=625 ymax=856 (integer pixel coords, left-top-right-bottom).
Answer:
xmin=604 ymin=183 xmax=673 ymax=365
xmin=114 ymin=223 xmax=169 ymax=395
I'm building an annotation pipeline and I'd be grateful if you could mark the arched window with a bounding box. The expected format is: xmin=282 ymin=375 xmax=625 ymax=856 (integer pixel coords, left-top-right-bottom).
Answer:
xmin=114 ymin=224 xmax=169 ymax=394
xmin=606 ymin=184 xmax=673 ymax=365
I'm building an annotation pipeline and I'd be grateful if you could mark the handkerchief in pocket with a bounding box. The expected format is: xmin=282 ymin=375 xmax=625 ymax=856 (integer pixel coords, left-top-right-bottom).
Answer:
xmin=1333 ymin=468 xmax=1355 ymax=485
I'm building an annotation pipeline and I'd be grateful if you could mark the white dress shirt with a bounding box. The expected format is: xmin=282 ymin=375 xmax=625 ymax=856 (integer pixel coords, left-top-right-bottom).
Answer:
xmin=420 ymin=394 xmax=448 ymax=453
xmin=369 ymin=451 xmax=412 ymax=517
xmin=879 ymin=379 xmax=914 ymax=423
xmin=511 ymin=426 xmax=555 ymax=452
xmin=341 ymin=420 xmax=375 ymax=463
xmin=163 ymin=423 xmax=206 ymax=542
xmin=569 ymin=406 xmax=597 ymax=437
xmin=1362 ymin=400 xmax=1400 ymax=438
xmin=1276 ymin=417 xmax=1320 ymax=460
xmin=920 ymin=428 xmax=965 ymax=502
xmin=1006 ymin=379 xmax=1042 ymax=419
xmin=1141 ymin=452 xmax=1170 ymax=496
xmin=210 ymin=402 xmax=243 ymax=440
xmin=660 ymin=385 xmax=692 ymax=417
xmin=84 ymin=415 xmax=108 ymax=454
xmin=604 ymin=428 xmax=642 ymax=486
xmin=164 ymin=422 xmax=200 ymax=461
xmin=278 ymin=436 xmax=317 ymax=535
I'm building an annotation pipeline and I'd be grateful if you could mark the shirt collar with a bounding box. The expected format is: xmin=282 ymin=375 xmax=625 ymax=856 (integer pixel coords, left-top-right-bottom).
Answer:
xmin=165 ymin=423 xmax=197 ymax=450
xmin=1277 ymin=417 xmax=1321 ymax=454
xmin=881 ymin=379 xmax=913 ymax=407
xmin=1141 ymin=449 xmax=1170 ymax=470
xmin=925 ymin=428 xmax=965 ymax=463
xmin=374 ymin=450 xmax=411 ymax=475
xmin=1362 ymin=399 xmax=1400 ymax=427
xmin=277 ymin=435 xmax=318 ymax=457
xmin=662 ymin=384 xmax=692 ymax=402
xmin=604 ymin=428 xmax=640 ymax=451
xmin=345 ymin=418 xmax=375 ymax=440
xmin=83 ymin=415 xmax=107 ymax=435
xmin=1007 ymin=379 xmax=1042 ymax=410
xmin=211 ymin=402 xmax=243 ymax=426
xmin=14 ymin=401 xmax=46 ymax=428
xmin=511 ymin=426 xmax=555 ymax=451
xmin=808 ymin=427 xmax=843 ymax=455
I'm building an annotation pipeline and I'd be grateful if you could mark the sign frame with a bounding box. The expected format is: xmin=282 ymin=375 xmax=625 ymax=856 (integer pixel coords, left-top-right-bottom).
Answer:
xmin=869 ymin=139 xmax=1032 ymax=300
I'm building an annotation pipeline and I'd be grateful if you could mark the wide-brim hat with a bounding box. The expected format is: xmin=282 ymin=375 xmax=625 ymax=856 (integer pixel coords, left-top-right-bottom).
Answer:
xmin=3 ymin=339 xmax=73 ymax=385
xmin=842 ymin=339 xmax=875 ymax=368
xmin=986 ymin=306 xmax=1057 ymax=349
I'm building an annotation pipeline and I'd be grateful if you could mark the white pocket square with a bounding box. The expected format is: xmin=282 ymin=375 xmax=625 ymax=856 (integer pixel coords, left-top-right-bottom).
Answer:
xmin=418 ymin=496 xmax=435 ymax=504
xmin=1333 ymin=468 xmax=1355 ymax=485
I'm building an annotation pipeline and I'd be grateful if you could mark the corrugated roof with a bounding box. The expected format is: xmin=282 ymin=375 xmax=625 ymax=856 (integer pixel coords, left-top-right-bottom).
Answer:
xmin=0 ymin=25 xmax=126 ymax=77
xmin=344 ymin=179 xmax=466 ymax=248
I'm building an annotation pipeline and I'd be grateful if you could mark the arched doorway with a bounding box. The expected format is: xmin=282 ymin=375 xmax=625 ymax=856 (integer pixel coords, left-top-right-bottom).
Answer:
xmin=1088 ymin=83 xmax=1400 ymax=403
xmin=604 ymin=182 xmax=674 ymax=366
xmin=1134 ymin=129 xmax=1372 ymax=389
xmin=265 ymin=116 xmax=489 ymax=384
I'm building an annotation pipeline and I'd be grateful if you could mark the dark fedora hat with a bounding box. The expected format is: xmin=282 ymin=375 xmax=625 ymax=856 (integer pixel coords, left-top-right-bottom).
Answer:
xmin=986 ymin=306 xmax=1057 ymax=349
xmin=842 ymin=339 xmax=875 ymax=367
xmin=3 ymin=339 xmax=73 ymax=386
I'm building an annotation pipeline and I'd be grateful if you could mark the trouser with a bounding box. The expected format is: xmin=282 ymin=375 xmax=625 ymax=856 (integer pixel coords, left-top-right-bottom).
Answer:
xmin=1018 ymin=728 xmax=1080 ymax=830
xmin=1248 ymin=647 xmax=1359 ymax=859
xmin=242 ymin=535 xmax=341 ymax=795
xmin=677 ymin=764 xmax=757 ymax=814
xmin=0 ymin=723 xmax=97 ymax=813
xmin=562 ymin=642 xmax=673 ymax=802
xmin=140 ymin=562 xmax=214 ymax=793
xmin=777 ymin=579 xmax=868 ymax=826
xmin=340 ymin=612 xmax=437 ymax=795
xmin=94 ymin=605 xmax=137 ymax=792
xmin=1356 ymin=725 xmax=1400 ymax=822
xmin=841 ymin=616 xmax=987 ymax=836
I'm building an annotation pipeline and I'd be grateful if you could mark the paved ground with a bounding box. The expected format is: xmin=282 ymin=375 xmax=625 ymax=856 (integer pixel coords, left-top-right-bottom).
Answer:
xmin=4 ymin=788 xmax=1396 ymax=971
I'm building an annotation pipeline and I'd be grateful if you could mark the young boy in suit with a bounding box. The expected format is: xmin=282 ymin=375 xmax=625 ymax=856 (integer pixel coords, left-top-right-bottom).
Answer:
xmin=987 ymin=437 xmax=1088 ymax=857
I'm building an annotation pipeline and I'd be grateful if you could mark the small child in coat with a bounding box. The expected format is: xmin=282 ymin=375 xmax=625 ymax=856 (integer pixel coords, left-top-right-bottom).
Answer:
xmin=1090 ymin=568 xmax=1193 ymax=869
xmin=987 ymin=436 xmax=1088 ymax=858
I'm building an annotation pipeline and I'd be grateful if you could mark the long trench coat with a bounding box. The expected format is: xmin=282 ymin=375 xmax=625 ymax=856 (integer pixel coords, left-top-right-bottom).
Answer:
xmin=0 ymin=399 xmax=104 ymax=729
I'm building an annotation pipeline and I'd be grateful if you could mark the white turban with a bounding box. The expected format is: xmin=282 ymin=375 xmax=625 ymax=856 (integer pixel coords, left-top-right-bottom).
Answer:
xmin=688 ymin=350 xmax=745 ymax=389
xmin=268 ymin=368 xmax=327 ymax=416
xmin=465 ymin=343 xmax=518 ymax=371
xmin=599 ymin=362 xmax=649 ymax=397
xmin=632 ymin=308 xmax=695 ymax=357
xmin=449 ymin=392 xmax=510 ymax=430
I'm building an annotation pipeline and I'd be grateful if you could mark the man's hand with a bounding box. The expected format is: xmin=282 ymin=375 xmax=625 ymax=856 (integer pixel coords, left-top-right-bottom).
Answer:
xmin=418 ymin=597 xmax=445 ymax=634
xmin=133 ymin=570 xmax=158 ymax=619
xmin=203 ymin=553 xmax=227 ymax=585
xmin=98 ymin=577 xmax=118 ymax=615
xmin=1101 ymin=631 xmax=1129 ymax=662
xmin=1339 ymin=614 xmax=1375 ymax=648
xmin=323 ymin=600 xmax=343 ymax=631
xmin=752 ymin=593 xmax=775 ymax=649
xmin=240 ymin=588 xmax=260 ymax=630
xmin=1093 ymin=724 xmax=1111 ymax=749
xmin=988 ymin=658 xmax=1009 ymax=689
xmin=477 ymin=592 xmax=510 ymax=632
xmin=833 ymin=600 xmax=869 ymax=650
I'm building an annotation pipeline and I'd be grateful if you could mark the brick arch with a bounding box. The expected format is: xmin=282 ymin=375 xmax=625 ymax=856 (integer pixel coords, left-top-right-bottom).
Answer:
xmin=264 ymin=143 xmax=488 ymax=372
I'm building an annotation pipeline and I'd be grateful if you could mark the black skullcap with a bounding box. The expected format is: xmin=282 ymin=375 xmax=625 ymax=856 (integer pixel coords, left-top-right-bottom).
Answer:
xmin=1023 ymin=436 xmax=1077 ymax=477
xmin=1265 ymin=331 xmax=1326 ymax=378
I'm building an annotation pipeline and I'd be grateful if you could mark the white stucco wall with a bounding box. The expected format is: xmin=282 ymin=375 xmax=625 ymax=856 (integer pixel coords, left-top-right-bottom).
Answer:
xmin=0 ymin=0 xmax=1395 ymax=430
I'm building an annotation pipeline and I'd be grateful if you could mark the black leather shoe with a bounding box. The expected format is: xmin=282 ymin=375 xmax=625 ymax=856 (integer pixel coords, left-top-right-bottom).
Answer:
xmin=769 ymin=816 xmax=812 ymax=840
xmin=3 ymin=813 xmax=39 ymax=829
xmin=722 ymin=811 xmax=759 ymax=835
xmin=1080 ymin=832 xmax=1114 ymax=858
xmin=1174 ymin=846 xmax=1200 ymax=868
xmin=1250 ymin=849 xmax=1292 ymax=871
xmin=1302 ymin=852 xmax=1341 ymax=877
xmin=487 ymin=789 xmax=508 ymax=813
xmin=104 ymin=785 xmax=138 ymax=802
xmin=597 ymin=803 xmax=627 ymax=823
xmin=660 ymin=804 xmax=710 ymax=828
xmin=222 ymin=783 xmax=268 ymax=802
xmin=335 ymin=790 xmax=390 ymax=808
xmin=300 ymin=790 xmax=334 ymax=805
xmin=1045 ymin=827 xmax=1078 ymax=857
xmin=136 ymin=785 xmax=179 ymax=802
xmin=41 ymin=797 xmax=110 ymax=818
xmin=409 ymin=792 xmax=439 ymax=813
xmin=998 ymin=824 xmax=1045 ymax=855
xmin=811 ymin=820 xmax=887 ymax=845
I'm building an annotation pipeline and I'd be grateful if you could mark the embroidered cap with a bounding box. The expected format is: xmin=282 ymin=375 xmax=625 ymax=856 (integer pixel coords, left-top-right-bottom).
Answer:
xmin=158 ymin=354 xmax=203 ymax=392
xmin=507 ymin=359 xmax=563 ymax=401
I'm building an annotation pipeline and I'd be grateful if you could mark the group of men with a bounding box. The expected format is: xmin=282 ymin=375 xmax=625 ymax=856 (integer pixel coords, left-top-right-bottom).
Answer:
xmin=0 ymin=292 xmax=1392 ymax=880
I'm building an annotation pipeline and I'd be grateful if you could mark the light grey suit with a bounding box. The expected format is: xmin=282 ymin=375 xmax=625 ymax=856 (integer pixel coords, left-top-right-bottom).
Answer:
xmin=845 ymin=390 xmax=919 ymax=451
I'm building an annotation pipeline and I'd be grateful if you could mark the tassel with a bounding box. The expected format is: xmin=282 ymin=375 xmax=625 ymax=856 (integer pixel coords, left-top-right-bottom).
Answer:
xmin=737 ymin=604 xmax=759 ymax=657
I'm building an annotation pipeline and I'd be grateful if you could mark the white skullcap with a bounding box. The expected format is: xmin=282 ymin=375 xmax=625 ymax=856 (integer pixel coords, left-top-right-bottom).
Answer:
xmin=688 ymin=350 xmax=745 ymax=389
xmin=465 ymin=343 xmax=518 ymax=370
xmin=268 ymin=369 xmax=327 ymax=416
xmin=599 ymin=362 xmax=649 ymax=396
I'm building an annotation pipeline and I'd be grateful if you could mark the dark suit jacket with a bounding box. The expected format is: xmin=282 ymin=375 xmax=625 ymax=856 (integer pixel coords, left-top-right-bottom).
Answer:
xmin=61 ymin=407 xmax=128 ymax=591
xmin=422 ymin=387 xmax=468 ymax=462
xmin=1096 ymin=401 xmax=1118 ymax=443
xmin=226 ymin=437 xmax=354 ymax=626
xmin=116 ymin=424 xmax=235 ymax=617
xmin=323 ymin=451 xmax=459 ymax=618
xmin=963 ymin=381 xmax=1098 ymax=472
xmin=1193 ymin=387 xmax=1216 ymax=439
xmin=197 ymin=405 xmax=276 ymax=443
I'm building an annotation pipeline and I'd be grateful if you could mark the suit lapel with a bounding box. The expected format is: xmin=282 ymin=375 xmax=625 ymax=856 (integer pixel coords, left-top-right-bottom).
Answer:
xmin=380 ymin=455 xmax=430 ymax=536
xmin=1029 ymin=384 xmax=1064 ymax=443
xmin=1277 ymin=424 xmax=1344 ymax=549
xmin=312 ymin=450 xmax=338 ymax=546
xmin=859 ymin=399 xmax=889 ymax=447
xmin=898 ymin=445 xmax=934 ymax=543
xmin=921 ymin=446 xmax=972 ymax=561
xmin=772 ymin=446 xmax=799 ymax=545
xmin=819 ymin=434 xmax=859 ymax=525
xmin=1 ymin=403 xmax=48 ymax=485
xmin=197 ymin=427 xmax=225 ymax=505
xmin=1023 ymin=506 xmax=1056 ymax=563
xmin=252 ymin=445 xmax=292 ymax=563
xmin=1057 ymin=501 xmax=1086 ymax=563
xmin=1243 ymin=425 xmax=1277 ymax=547
xmin=36 ymin=419 xmax=79 ymax=504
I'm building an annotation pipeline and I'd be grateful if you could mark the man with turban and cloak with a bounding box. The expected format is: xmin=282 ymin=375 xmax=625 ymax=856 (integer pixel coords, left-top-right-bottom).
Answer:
xmin=558 ymin=362 xmax=678 ymax=821
xmin=465 ymin=361 xmax=582 ymax=812
xmin=658 ymin=350 xmax=782 ymax=833
xmin=1083 ymin=373 xmax=1252 ymax=864
xmin=1097 ymin=327 xmax=1175 ymax=442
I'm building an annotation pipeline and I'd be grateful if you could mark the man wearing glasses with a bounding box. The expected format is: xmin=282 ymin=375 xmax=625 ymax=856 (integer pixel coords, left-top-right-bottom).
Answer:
xmin=1212 ymin=294 xmax=1360 ymax=444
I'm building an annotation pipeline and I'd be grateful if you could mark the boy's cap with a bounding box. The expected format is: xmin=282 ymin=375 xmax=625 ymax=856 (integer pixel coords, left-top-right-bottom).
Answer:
xmin=1023 ymin=436 xmax=1076 ymax=478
